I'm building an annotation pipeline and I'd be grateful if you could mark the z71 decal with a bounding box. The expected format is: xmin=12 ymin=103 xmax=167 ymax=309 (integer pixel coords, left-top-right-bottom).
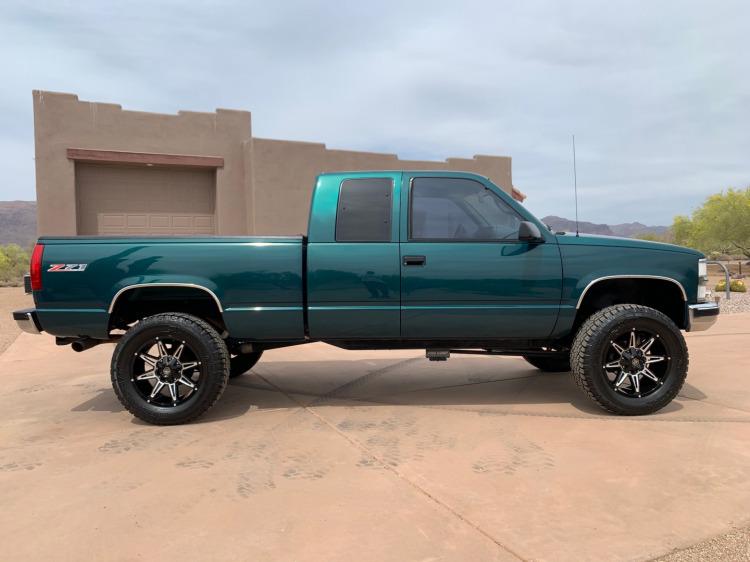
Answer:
xmin=48 ymin=264 xmax=88 ymax=272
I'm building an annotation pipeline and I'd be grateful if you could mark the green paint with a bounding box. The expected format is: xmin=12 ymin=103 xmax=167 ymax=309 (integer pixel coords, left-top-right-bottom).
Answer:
xmin=32 ymin=171 xmax=704 ymax=345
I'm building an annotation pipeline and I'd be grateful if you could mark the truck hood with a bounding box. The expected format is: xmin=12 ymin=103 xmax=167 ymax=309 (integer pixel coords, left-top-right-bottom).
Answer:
xmin=554 ymin=232 xmax=704 ymax=257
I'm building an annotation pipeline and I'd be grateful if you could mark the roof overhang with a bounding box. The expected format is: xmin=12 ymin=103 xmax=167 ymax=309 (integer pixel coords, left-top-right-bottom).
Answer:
xmin=511 ymin=186 xmax=526 ymax=202
xmin=66 ymin=148 xmax=224 ymax=169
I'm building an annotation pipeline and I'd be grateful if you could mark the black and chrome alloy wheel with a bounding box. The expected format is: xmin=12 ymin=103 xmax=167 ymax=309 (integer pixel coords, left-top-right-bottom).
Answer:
xmin=603 ymin=327 xmax=670 ymax=398
xmin=111 ymin=313 xmax=229 ymax=425
xmin=132 ymin=336 xmax=202 ymax=406
xmin=571 ymin=304 xmax=688 ymax=415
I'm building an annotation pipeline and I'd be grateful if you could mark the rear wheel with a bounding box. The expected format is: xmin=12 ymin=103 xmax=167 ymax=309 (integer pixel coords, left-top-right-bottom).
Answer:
xmin=111 ymin=313 xmax=229 ymax=425
xmin=570 ymin=304 xmax=688 ymax=415
xmin=229 ymin=351 xmax=263 ymax=378
xmin=523 ymin=354 xmax=571 ymax=372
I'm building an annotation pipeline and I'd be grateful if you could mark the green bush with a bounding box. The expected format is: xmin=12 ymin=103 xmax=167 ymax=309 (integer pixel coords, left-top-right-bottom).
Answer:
xmin=715 ymin=279 xmax=747 ymax=293
xmin=0 ymin=244 xmax=30 ymax=286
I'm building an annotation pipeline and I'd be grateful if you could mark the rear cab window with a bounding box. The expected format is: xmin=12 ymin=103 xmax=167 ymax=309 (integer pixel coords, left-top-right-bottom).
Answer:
xmin=336 ymin=178 xmax=394 ymax=242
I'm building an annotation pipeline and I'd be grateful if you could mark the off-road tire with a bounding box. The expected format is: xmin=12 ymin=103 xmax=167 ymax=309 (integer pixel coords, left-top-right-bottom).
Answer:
xmin=523 ymin=354 xmax=571 ymax=372
xmin=229 ymin=351 xmax=263 ymax=378
xmin=570 ymin=304 xmax=688 ymax=415
xmin=111 ymin=313 xmax=230 ymax=425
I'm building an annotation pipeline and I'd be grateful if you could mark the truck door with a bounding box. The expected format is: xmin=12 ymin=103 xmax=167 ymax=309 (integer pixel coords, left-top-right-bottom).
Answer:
xmin=307 ymin=172 xmax=402 ymax=339
xmin=399 ymin=174 xmax=562 ymax=339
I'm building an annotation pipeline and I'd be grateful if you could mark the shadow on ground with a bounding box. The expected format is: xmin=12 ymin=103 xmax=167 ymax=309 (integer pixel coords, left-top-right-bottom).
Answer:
xmin=226 ymin=358 xmax=688 ymax=417
xmin=70 ymin=386 xmax=258 ymax=423
xmin=70 ymin=357 xmax=698 ymax=422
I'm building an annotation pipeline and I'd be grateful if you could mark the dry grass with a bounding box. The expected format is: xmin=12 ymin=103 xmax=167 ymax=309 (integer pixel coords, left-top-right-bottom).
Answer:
xmin=0 ymin=287 xmax=33 ymax=355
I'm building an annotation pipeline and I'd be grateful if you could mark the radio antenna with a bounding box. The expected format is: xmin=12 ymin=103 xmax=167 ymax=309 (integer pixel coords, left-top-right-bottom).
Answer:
xmin=572 ymin=134 xmax=579 ymax=237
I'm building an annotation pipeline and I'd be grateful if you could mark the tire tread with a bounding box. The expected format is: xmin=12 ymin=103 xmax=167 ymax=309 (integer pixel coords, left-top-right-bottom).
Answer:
xmin=111 ymin=312 xmax=229 ymax=425
xmin=570 ymin=304 xmax=688 ymax=415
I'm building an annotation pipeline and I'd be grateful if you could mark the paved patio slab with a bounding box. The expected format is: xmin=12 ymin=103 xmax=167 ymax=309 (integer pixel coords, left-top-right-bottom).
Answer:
xmin=1 ymin=314 xmax=748 ymax=561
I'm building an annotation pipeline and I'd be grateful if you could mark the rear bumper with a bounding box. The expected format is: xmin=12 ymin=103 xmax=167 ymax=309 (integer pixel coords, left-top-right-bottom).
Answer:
xmin=13 ymin=308 xmax=43 ymax=335
xmin=687 ymin=302 xmax=719 ymax=332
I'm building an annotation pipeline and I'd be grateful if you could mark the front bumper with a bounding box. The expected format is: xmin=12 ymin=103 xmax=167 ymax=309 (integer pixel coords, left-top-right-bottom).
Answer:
xmin=687 ymin=302 xmax=719 ymax=332
xmin=13 ymin=308 xmax=42 ymax=335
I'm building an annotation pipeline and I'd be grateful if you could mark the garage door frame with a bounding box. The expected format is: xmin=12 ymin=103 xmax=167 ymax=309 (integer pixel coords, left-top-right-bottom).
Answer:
xmin=74 ymin=163 xmax=220 ymax=235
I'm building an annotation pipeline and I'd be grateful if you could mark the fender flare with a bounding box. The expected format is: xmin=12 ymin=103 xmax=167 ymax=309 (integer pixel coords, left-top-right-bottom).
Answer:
xmin=108 ymin=283 xmax=224 ymax=314
xmin=575 ymin=275 xmax=687 ymax=310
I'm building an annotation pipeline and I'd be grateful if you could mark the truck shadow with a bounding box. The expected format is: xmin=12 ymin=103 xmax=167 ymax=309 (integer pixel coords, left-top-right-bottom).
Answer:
xmin=225 ymin=357 xmax=688 ymax=418
xmin=71 ymin=390 xmax=124 ymax=414
xmin=71 ymin=387 xmax=258 ymax=423
xmin=71 ymin=356 xmax=694 ymax=422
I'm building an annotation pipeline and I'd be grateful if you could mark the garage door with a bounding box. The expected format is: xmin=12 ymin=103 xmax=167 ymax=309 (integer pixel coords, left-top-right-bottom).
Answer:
xmin=75 ymin=163 xmax=216 ymax=235
xmin=97 ymin=212 xmax=214 ymax=235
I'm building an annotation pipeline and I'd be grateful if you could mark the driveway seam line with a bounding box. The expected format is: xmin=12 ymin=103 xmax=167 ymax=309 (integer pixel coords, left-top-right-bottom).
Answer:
xmin=256 ymin=373 xmax=527 ymax=562
xmin=232 ymin=380 xmax=750 ymax=423
xmin=0 ymin=330 xmax=24 ymax=360
xmin=310 ymin=357 xmax=423 ymax=405
xmin=676 ymin=393 xmax=750 ymax=415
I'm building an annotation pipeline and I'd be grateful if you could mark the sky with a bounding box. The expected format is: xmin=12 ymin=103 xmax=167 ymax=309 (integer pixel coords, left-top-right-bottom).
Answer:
xmin=2 ymin=0 xmax=749 ymax=225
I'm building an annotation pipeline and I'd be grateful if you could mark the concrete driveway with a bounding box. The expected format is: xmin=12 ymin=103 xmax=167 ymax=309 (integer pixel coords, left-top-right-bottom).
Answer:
xmin=1 ymin=314 xmax=749 ymax=561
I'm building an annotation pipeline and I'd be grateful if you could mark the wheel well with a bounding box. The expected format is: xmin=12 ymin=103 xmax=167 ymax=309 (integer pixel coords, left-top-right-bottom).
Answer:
xmin=108 ymin=286 xmax=226 ymax=334
xmin=574 ymin=278 xmax=686 ymax=333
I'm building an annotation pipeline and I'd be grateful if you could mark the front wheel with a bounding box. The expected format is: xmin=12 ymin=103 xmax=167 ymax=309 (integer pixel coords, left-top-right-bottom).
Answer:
xmin=570 ymin=304 xmax=688 ymax=415
xmin=111 ymin=313 xmax=230 ymax=425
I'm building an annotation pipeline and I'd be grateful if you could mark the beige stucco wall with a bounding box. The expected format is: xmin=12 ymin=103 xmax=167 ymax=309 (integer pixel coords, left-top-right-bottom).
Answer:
xmin=33 ymin=91 xmax=251 ymax=236
xmin=33 ymin=91 xmax=517 ymax=236
xmin=250 ymin=139 xmax=515 ymax=235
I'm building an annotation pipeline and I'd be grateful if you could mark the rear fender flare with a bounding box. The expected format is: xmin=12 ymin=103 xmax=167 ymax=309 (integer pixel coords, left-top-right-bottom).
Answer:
xmin=107 ymin=282 xmax=224 ymax=314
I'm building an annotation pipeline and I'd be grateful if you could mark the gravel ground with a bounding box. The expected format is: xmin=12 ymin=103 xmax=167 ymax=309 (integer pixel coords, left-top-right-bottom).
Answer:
xmin=0 ymin=287 xmax=33 ymax=355
xmin=714 ymin=292 xmax=750 ymax=314
xmin=654 ymin=526 xmax=750 ymax=561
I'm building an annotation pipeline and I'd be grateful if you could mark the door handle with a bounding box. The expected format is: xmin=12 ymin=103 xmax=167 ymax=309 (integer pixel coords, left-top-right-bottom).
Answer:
xmin=403 ymin=255 xmax=426 ymax=266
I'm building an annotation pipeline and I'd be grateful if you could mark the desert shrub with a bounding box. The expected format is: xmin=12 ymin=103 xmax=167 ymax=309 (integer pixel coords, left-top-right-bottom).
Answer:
xmin=0 ymin=244 xmax=30 ymax=286
xmin=672 ymin=188 xmax=750 ymax=259
xmin=715 ymin=279 xmax=747 ymax=293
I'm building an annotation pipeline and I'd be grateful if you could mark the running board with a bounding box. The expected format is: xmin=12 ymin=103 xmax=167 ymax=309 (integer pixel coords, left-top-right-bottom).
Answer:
xmin=426 ymin=349 xmax=450 ymax=361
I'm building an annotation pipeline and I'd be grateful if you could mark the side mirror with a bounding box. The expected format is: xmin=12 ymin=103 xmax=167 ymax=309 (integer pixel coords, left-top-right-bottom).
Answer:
xmin=518 ymin=221 xmax=544 ymax=243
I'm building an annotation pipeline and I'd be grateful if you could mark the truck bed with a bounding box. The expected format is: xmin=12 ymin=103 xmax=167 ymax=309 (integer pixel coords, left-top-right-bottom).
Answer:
xmin=34 ymin=236 xmax=305 ymax=340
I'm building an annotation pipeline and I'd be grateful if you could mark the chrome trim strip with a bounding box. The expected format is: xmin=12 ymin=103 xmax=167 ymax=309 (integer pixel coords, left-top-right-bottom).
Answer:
xmin=575 ymin=275 xmax=688 ymax=309
xmin=225 ymin=306 xmax=303 ymax=312
xmin=308 ymin=306 xmax=400 ymax=311
xmin=108 ymin=283 xmax=223 ymax=313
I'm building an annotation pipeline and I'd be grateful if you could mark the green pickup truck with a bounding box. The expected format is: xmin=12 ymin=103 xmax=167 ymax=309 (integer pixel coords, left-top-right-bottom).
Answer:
xmin=14 ymin=171 xmax=718 ymax=424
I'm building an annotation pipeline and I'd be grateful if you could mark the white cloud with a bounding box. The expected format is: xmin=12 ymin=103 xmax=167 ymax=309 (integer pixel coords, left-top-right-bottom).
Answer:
xmin=1 ymin=0 xmax=748 ymax=224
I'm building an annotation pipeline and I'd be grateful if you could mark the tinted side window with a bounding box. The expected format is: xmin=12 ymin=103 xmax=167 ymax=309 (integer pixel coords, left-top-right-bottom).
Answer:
xmin=410 ymin=178 xmax=522 ymax=241
xmin=336 ymin=178 xmax=393 ymax=242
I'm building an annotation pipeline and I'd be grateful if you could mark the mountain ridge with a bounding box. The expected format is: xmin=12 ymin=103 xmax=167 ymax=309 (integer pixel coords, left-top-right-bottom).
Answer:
xmin=0 ymin=201 xmax=37 ymax=247
xmin=541 ymin=215 xmax=669 ymax=238
xmin=0 ymin=201 xmax=671 ymax=246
